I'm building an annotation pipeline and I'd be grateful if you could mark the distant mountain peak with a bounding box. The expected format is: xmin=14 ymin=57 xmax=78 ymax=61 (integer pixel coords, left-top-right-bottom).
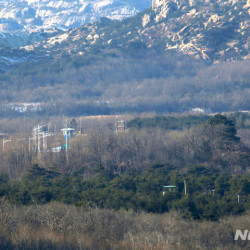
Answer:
xmin=0 ymin=0 xmax=152 ymax=34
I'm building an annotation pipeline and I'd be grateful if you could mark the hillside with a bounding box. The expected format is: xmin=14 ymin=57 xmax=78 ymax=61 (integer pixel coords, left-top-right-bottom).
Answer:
xmin=19 ymin=0 xmax=249 ymax=62
xmin=0 ymin=0 xmax=151 ymax=34
xmin=0 ymin=0 xmax=151 ymax=55
xmin=151 ymin=0 xmax=249 ymax=61
xmin=0 ymin=0 xmax=249 ymax=115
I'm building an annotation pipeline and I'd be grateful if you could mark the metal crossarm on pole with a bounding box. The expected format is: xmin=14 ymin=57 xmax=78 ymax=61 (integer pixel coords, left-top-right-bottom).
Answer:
xmin=3 ymin=139 xmax=12 ymax=151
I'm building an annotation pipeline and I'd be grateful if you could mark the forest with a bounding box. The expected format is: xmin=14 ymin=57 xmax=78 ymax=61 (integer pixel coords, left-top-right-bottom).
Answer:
xmin=0 ymin=46 xmax=249 ymax=116
xmin=0 ymin=114 xmax=249 ymax=207
xmin=0 ymin=113 xmax=249 ymax=249
xmin=1 ymin=163 xmax=249 ymax=220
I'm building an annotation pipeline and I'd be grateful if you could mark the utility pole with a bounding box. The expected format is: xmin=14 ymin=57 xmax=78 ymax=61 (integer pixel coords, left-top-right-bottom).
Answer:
xmin=66 ymin=130 xmax=69 ymax=163
xmin=80 ymin=117 xmax=82 ymax=134
xmin=37 ymin=126 xmax=40 ymax=154
xmin=238 ymin=194 xmax=240 ymax=203
xmin=34 ymin=127 xmax=37 ymax=152
xmin=184 ymin=180 xmax=187 ymax=196
xmin=43 ymin=133 xmax=47 ymax=150
xmin=29 ymin=137 xmax=32 ymax=153
xmin=23 ymin=114 xmax=26 ymax=132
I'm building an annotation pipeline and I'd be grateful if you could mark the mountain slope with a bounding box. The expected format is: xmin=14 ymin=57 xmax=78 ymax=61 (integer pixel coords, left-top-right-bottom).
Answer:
xmin=150 ymin=0 xmax=250 ymax=61
xmin=19 ymin=0 xmax=249 ymax=63
xmin=0 ymin=0 xmax=151 ymax=33
xmin=0 ymin=0 xmax=249 ymax=115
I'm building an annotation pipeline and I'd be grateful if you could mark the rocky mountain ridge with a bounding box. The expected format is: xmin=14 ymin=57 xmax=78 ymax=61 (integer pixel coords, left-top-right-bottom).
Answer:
xmin=18 ymin=0 xmax=249 ymax=64
xmin=0 ymin=0 xmax=249 ymax=71
xmin=149 ymin=0 xmax=249 ymax=61
xmin=0 ymin=0 xmax=151 ymax=34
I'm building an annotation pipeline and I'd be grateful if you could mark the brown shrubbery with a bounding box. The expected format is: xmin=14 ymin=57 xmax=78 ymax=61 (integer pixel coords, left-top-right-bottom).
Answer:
xmin=0 ymin=199 xmax=249 ymax=249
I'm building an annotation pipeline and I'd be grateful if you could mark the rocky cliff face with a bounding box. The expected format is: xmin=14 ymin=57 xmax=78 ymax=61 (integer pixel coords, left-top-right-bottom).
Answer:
xmin=147 ymin=0 xmax=249 ymax=61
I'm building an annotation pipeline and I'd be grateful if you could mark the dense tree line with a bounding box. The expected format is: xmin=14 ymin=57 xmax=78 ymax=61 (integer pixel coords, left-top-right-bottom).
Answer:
xmin=127 ymin=113 xmax=250 ymax=130
xmin=0 ymin=164 xmax=249 ymax=221
xmin=127 ymin=115 xmax=210 ymax=130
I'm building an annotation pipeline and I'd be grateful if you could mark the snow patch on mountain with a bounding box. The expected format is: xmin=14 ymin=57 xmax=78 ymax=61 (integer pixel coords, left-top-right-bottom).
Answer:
xmin=0 ymin=0 xmax=152 ymax=34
